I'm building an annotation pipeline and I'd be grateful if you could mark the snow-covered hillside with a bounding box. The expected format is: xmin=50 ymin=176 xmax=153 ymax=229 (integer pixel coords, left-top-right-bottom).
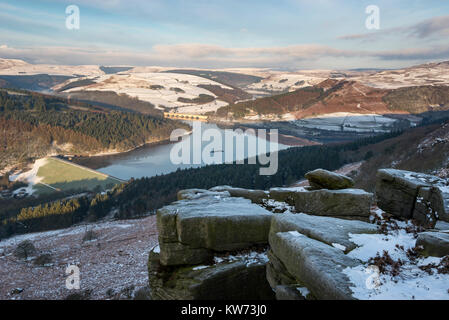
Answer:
xmin=0 ymin=59 xmax=104 ymax=77
xmin=355 ymin=61 xmax=449 ymax=89
xmin=0 ymin=58 xmax=30 ymax=70
xmin=293 ymin=112 xmax=404 ymax=133
xmin=55 ymin=72 xmax=233 ymax=113
xmin=247 ymin=70 xmax=331 ymax=95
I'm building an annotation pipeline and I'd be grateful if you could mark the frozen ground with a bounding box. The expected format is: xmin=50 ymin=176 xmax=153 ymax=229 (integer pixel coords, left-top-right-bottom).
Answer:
xmin=0 ymin=216 xmax=158 ymax=300
xmin=344 ymin=216 xmax=449 ymax=300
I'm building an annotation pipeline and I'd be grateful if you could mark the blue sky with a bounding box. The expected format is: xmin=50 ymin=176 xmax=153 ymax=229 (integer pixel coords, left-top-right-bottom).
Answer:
xmin=1 ymin=0 xmax=449 ymax=69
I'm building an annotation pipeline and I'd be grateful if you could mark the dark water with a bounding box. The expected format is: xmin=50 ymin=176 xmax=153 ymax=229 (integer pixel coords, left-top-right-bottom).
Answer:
xmin=73 ymin=122 xmax=290 ymax=180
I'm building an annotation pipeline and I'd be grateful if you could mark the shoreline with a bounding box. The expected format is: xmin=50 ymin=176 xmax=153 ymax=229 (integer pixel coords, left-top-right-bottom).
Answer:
xmin=68 ymin=130 xmax=194 ymax=159
xmin=1 ymin=133 xmax=190 ymax=176
xmin=207 ymin=119 xmax=320 ymax=147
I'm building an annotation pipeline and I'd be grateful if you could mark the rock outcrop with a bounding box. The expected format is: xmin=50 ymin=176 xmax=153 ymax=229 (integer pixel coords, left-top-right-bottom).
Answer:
xmin=266 ymin=213 xmax=378 ymax=300
xmin=157 ymin=189 xmax=272 ymax=266
xmin=148 ymin=168 xmax=449 ymax=300
xmin=149 ymin=189 xmax=275 ymax=300
xmin=148 ymin=248 xmax=274 ymax=300
xmin=270 ymin=213 xmax=378 ymax=253
xmin=268 ymin=230 xmax=358 ymax=300
xmin=209 ymin=186 xmax=268 ymax=204
xmin=376 ymin=169 xmax=449 ymax=226
xmin=416 ymin=232 xmax=449 ymax=257
xmin=270 ymin=187 xmax=373 ymax=220
xmin=305 ymin=169 xmax=355 ymax=190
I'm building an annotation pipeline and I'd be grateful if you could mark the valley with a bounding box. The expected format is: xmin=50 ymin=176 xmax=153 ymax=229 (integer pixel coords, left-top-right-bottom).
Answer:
xmin=1 ymin=58 xmax=449 ymax=249
xmin=2 ymin=0 xmax=449 ymax=303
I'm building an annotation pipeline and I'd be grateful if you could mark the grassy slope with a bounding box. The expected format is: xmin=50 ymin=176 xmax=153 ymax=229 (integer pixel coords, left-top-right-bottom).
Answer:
xmin=353 ymin=122 xmax=449 ymax=191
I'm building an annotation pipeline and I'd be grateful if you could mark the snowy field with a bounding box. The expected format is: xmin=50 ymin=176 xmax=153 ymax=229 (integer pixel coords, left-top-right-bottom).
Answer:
xmin=55 ymin=72 xmax=232 ymax=112
xmin=8 ymin=157 xmax=122 ymax=196
xmin=344 ymin=212 xmax=449 ymax=300
xmin=247 ymin=71 xmax=329 ymax=93
xmin=293 ymin=112 xmax=399 ymax=133
xmin=355 ymin=61 xmax=449 ymax=89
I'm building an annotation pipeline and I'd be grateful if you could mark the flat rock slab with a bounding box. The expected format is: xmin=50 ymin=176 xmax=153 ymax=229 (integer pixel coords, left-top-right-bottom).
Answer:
xmin=269 ymin=187 xmax=305 ymax=206
xmin=299 ymin=189 xmax=372 ymax=217
xmin=271 ymin=213 xmax=378 ymax=253
xmin=435 ymin=221 xmax=449 ymax=231
xmin=210 ymin=186 xmax=268 ymax=204
xmin=269 ymin=231 xmax=359 ymax=300
xmin=305 ymin=169 xmax=355 ymax=190
xmin=376 ymin=169 xmax=444 ymax=219
xmin=269 ymin=187 xmax=373 ymax=217
xmin=157 ymin=189 xmax=272 ymax=266
xmin=416 ymin=232 xmax=449 ymax=257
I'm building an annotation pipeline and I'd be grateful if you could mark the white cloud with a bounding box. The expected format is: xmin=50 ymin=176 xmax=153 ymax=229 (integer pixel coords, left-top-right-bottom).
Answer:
xmin=0 ymin=42 xmax=448 ymax=69
xmin=339 ymin=15 xmax=449 ymax=42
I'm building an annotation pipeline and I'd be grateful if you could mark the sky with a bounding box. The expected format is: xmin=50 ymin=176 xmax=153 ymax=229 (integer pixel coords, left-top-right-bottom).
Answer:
xmin=0 ymin=0 xmax=449 ymax=69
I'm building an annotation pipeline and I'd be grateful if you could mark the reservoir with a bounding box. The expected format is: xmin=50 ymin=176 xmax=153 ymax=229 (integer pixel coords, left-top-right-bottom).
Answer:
xmin=73 ymin=122 xmax=290 ymax=180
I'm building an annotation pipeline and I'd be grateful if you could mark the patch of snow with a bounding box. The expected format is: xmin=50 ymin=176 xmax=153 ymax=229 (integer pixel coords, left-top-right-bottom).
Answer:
xmin=293 ymin=113 xmax=399 ymax=133
xmin=261 ymin=199 xmax=294 ymax=213
xmin=347 ymin=230 xmax=416 ymax=262
xmin=9 ymin=158 xmax=48 ymax=195
xmin=344 ymin=264 xmax=449 ymax=300
xmin=373 ymin=208 xmax=385 ymax=219
xmin=344 ymin=222 xmax=449 ymax=300
xmin=297 ymin=287 xmax=310 ymax=297
xmin=212 ymin=251 xmax=268 ymax=267
xmin=192 ymin=265 xmax=209 ymax=271
xmin=332 ymin=243 xmax=346 ymax=251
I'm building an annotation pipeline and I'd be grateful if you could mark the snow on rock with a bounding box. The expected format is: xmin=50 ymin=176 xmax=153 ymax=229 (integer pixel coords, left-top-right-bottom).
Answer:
xmin=332 ymin=243 xmax=347 ymax=251
xmin=261 ymin=199 xmax=295 ymax=213
xmin=297 ymin=286 xmax=310 ymax=297
xmin=213 ymin=251 xmax=269 ymax=267
xmin=192 ymin=265 xmax=209 ymax=271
